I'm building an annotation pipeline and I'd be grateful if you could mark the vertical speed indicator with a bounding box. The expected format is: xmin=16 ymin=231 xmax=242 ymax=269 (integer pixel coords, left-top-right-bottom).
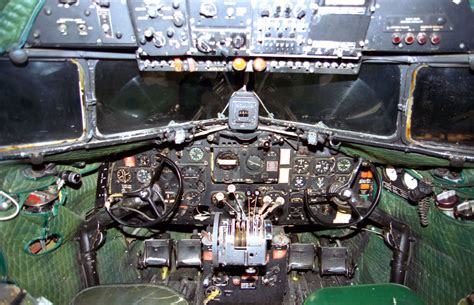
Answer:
xmin=336 ymin=158 xmax=353 ymax=174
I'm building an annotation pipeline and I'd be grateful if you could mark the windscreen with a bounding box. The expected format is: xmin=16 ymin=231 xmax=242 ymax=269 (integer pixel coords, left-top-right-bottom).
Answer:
xmin=0 ymin=60 xmax=83 ymax=147
xmin=95 ymin=60 xmax=400 ymax=136
xmin=411 ymin=67 xmax=474 ymax=147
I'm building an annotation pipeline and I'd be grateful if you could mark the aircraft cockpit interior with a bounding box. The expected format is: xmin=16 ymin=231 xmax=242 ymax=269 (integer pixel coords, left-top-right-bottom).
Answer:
xmin=0 ymin=0 xmax=473 ymax=304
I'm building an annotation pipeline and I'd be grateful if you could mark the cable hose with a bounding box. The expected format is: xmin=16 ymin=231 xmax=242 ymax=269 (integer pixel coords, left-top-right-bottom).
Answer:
xmin=418 ymin=197 xmax=431 ymax=227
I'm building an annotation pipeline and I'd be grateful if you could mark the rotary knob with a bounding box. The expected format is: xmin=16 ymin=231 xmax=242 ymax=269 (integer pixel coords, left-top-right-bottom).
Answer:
xmin=231 ymin=33 xmax=246 ymax=49
xmin=173 ymin=11 xmax=185 ymax=27
xmin=200 ymin=1 xmax=217 ymax=17
xmin=153 ymin=33 xmax=166 ymax=48
xmin=196 ymin=34 xmax=216 ymax=53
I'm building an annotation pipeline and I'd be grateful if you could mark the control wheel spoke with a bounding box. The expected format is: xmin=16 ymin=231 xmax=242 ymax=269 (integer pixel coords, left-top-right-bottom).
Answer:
xmin=147 ymin=198 xmax=163 ymax=218
xmin=346 ymin=198 xmax=363 ymax=221
xmin=106 ymin=155 xmax=183 ymax=227
xmin=305 ymin=159 xmax=381 ymax=228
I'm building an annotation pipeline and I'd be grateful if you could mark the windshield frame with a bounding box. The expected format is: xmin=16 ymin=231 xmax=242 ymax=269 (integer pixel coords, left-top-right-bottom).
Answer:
xmin=90 ymin=59 xmax=405 ymax=142
xmin=0 ymin=50 xmax=472 ymax=162
xmin=402 ymin=63 xmax=474 ymax=156
xmin=0 ymin=58 xmax=89 ymax=154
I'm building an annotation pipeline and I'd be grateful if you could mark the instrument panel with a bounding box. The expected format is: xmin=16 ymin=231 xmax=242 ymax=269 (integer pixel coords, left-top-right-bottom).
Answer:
xmin=25 ymin=0 xmax=473 ymax=75
xmin=97 ymin=138 xmax=376 ymax=227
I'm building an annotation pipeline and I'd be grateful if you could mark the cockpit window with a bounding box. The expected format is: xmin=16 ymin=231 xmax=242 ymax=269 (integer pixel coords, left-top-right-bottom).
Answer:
xmin=253 ymin=64 xmax=400 ymax=136
xmin=0 ymin=60 xmax=83 ymax=147
xmin=95 ymin=60 xmax=240 ymax=134
xmin=410 ymin=67 xmax=474 ymax=147
xmin=95 ymin=61 xmax=400 ymax=136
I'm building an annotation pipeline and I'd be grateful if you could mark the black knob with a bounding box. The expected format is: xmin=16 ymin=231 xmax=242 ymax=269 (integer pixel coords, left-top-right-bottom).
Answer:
xmin=196 ymin=34 xmax=216 ymax=53
xmin=173 ymin=11 xmax=185 ymax=27
xmin=231 ymin=33 xmax=246 ymax=49
xmin=261 ymin=9 xmax=270 ymax=17
xmin=274 ymin=5 xmax=281 ymax=17
xmin=285 ymin=5 xmax=291 ymax=17
xmin=59 ymin=170 xmax=81 ymax=185
xmin=172 ymin=0 xmax=180 ymax=9
xmin=143 ymin=27 xmax=154 ymax=39
xmin=9 ymin=49 xmax=28 ymax=65
xmin=296 ymin=9 xmax=306 ymax=19
xmin=153 ymin=33 xmax=166 ymax=48
xmin=436 ymin=17 xmax=447 ymax=25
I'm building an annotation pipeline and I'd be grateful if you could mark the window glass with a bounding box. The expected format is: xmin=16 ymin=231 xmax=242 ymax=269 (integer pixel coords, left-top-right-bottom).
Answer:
xmin=96 ymin=60 xmax=400 ymax=136
xmin=0 ymin=60 xmax=83 ymax=147
xmin=411 ymin=67 xmax=474 ymax=147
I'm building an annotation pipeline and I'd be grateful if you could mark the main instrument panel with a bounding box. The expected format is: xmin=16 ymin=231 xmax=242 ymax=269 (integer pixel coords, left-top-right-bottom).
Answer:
xmin=97 ymin=135 xmax=376 ymax=227
xmin=25 ymin=0 xmax=473 ymax=75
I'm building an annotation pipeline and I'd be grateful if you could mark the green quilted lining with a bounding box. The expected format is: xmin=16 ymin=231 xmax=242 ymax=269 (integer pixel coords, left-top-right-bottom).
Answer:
xmin=301 ymin=190 xmax=474 ymax=305
xmin=96 ymin=228 xmax=141 ymax=285
xmin=0 ymin=250 xmax=7 ymax=281
xmin=0 ymin=163 xmax=99 ymax=304
xmin=372 ymin=192 xmax=474 ymax=305
xmin=0 ymin=0 xmax=44 ymax=54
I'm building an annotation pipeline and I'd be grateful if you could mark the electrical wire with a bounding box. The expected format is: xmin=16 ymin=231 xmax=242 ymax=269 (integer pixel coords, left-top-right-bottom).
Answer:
xmin=0 ymin=190 xmax=20 ymax=221
xmin=118 ymin=207 xmax=155 ymax=221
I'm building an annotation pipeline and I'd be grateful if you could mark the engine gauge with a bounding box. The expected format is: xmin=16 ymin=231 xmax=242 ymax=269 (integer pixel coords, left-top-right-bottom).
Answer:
xmin=138 ymin=155 xmax=150 ymax=167
xmin=292 ymin=176 xmax=307 ymax=189
xmin=136 ymin=169 xmax=152 ymax=185
xmin=312 ymin=176 xmax=329 ymax=193
xmin=336 ymin=158 xmax=352 ymax=173
xmin=116 ymin=168 xmax=132 ymax=183
xmin=293 ymin=158 xmax=310 ymax=174
xmin=182 ymin=166 xmax=201 ymax=179
xmin=189 ymin=147 xmax=204 ymax=162
xmin=385 ymin=166 xmax=398 ymax=182
xmin=182 ymin=191 xmax=201 ymax=206
xmin=216 ymin=151 xmax=239 ymax=170
xmin=161 ymin=167 xmax=176 ymax=181
xmin=246 ymin=155 xmax=264 ymax=172
xmin=314 ymin=159 xmax=332 ymax=174
xmin=403 ymin=173 xmax=418 ymax=190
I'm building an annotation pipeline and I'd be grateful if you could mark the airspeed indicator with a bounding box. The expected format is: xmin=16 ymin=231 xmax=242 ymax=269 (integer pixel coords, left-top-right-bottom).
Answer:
xmin=189 ymin=147 xmax=204 ymax=162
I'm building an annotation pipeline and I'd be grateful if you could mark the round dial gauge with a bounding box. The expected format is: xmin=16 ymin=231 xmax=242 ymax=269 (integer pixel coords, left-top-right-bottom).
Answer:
xmin=136 ymin=169 xmax=152 ymax=185
xmin=403 ymin=173 xmax=418 ymax=190
xmin=182 ymin=166 xmax=201 ymax=179
xmin=385 ymin=166 xmax=398 ymax=182
xmin=189 ymin=147 xmax=204 ymax=162
xmin=139 ymin=155 xmax=150 ymax=167
xmin=158 ymin=167 xmax=179 ymax=191
xmin=294 ymin=158 xmax=310 ymax=174
xmin=314 ymin=159 xmax=332 ymax=174
xmin=313 ymin=176 xmax=329 ymax=192
xmin=160 ymin=167 xmax=176 ymax=182
xmin=246 ymin=155 xmax=264 ymax=172
xmin=182 ymin=166 xmax=201 ymax=186
xmin=216 ymin=151 xmax=239 ymax=170
xmin=292 ymin=176 xmax=307 ymax=189
xmin=336 ymin=158 xmax=352 ymax=173
xmin=116 ymin=168 xmax=132 ymax=183
xmin=182 ymin=191 xmax=201 ymax=206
